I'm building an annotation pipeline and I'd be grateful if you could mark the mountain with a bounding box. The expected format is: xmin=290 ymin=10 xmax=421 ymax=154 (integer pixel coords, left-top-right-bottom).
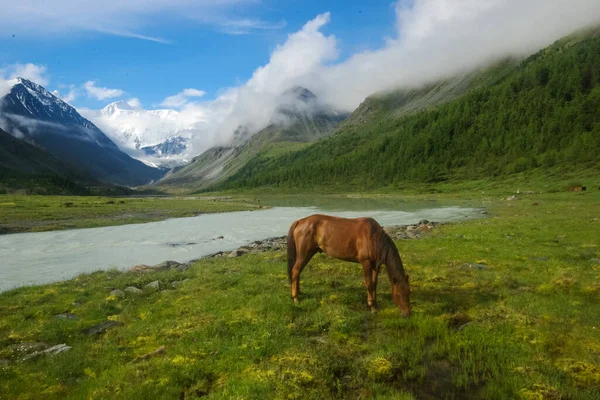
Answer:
xmin=0 ymin=127 xmax=97 ymax=194
xmin=157 ymin=87 xmax=348 ymax=189
xmin=0 ymin=78 xmax=165 ymax=186
xmin=86 ymin=101 xmax=193 ymax=168
xmin=207 ymin=28 xmax=600 ymax=191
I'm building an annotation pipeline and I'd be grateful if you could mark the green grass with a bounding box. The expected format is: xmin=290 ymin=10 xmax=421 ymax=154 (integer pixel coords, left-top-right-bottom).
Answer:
xmin=0 ymin=195 xmax=262 ymax=234
xmin=1 ymin=190 xmax=599 ymax=399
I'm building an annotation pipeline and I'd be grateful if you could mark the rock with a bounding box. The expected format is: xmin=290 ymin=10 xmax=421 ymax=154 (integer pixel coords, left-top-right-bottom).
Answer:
xmin=54 ymin=313 xmax=79 ymax=320
xmin=124 ymin=286 xmax=143 ymax=295
xmin=155 ymin=260 xmax=183 ymax=270
xmin=110 ymin=289 xmax=126 ymax=298
xmin=459 ymin=263 xmax=490 ymax=271
xmin=7 ymin=342 xmax=48 ymax=356
xmin=145 ymin=281 xmax=161 ymax=291
xmin=215 ymin=236 xmax=224 ymax=240
xmin=480 ymin=211 xmax=488 ymax=215
xmin=171 ymin=280 xmax=185 ymax=289
xmin=590 ymin=258 xmax=600 ymax=264
xmin=22 ymin=344 xmax=72 ymax=361
xmin=131 ymin=260 xmax=186 ymax=273
xmin=228 ymin=248 xmax=248 ymax=258
xmin=131 ymin=346 xmax=166 ymax=363
xmin=507 ymin=195 xmax=520 ymax=201
xmin=205 ymin=251 xmax=225 ymax=258
xmin=406 ymin=230 xmax=421 ymax=239
xmin=82 ymin=320 xmax=124 ymax=335
xmin=130 ymin=264 xmax=158 ymax=273
xmin=418 ymin=219 xmax=430 ymax=225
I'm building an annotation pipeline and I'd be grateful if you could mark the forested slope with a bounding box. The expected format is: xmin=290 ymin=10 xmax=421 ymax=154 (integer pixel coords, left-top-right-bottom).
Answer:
xmin=210 ymin=29 xmax=600 ymax=191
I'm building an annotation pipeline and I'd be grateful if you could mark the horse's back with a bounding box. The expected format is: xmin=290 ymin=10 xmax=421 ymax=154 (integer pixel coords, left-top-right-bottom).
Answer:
xmin=292 ymin=214 xmax=383 ymax=263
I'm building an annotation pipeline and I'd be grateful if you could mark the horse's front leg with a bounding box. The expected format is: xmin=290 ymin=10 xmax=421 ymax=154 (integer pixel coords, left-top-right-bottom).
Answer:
xmin=361 ymin=261 xmax=376 ymax=313
xmin=371 ymin=264 xmax=381 ymax=311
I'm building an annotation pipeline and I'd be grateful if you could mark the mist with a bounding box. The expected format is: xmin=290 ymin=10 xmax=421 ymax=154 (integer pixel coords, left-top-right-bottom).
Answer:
xmin=185 ymin=0 xmax=600 ymax=155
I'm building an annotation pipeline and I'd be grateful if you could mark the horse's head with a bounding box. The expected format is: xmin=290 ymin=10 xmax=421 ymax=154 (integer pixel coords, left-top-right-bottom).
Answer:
xmin=391 ymin=274 xmax=411 ymax=317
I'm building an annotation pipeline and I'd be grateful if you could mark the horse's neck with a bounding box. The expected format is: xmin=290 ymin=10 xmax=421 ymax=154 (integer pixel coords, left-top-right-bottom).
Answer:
xmin=383 ymin=245 xmax=405 ymax=279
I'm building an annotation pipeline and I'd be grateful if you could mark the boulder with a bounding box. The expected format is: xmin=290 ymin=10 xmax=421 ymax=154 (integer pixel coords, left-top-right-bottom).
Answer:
xmin=82 ymin=321 xmax=124 ymax=335
xmin=22 ymin=344 xmax=72 ymax=361
xmin=228 ymin=248 xmax=248 ymax=258
xmin=124 ymin=286 xmax=143 ymax=295
xmin=109 ymin=289 xmax=126 ymax=299
xmin=7 ymin=342 xmax=48 ymax=357
xmin=145 ymin=280 xmax=161 ymax=291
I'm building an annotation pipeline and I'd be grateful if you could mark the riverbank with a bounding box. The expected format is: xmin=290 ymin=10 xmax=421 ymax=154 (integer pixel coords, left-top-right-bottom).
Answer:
xmin=0 ymin=195 xmax=263 ymax=234
xmin=1 ymin=190 xmax=599 ymax=399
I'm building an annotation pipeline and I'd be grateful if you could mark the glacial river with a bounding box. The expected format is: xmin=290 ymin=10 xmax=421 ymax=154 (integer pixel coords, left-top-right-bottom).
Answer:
xmin=0 ymin=198 xmax=483 ymax=292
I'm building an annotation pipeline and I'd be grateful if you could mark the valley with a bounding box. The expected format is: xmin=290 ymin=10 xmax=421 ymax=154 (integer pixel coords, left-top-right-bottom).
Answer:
xmin=1 ymin=9 xmax=599 ymax=400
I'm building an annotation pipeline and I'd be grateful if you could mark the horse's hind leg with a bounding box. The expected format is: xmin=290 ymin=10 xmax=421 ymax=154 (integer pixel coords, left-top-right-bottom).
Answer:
xmin=361 ymin=261 xmax=377 ymax=313
xmin=291 ymin=246 xmax=317 ymax=303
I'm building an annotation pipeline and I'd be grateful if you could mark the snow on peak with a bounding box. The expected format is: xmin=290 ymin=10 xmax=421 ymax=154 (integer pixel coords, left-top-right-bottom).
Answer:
xmin=100 ymin=100 xmax=143 ymax=115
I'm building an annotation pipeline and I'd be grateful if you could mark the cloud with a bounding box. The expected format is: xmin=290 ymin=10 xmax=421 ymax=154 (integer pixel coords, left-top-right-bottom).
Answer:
xmin=3 ymin=63 xmax=50 ymax=86
xmin=52 ymin=85 xmax=78 ymax=103
xmin=127 ymin=98 xmax=143 ymax=109
xmin=84 ymin=81 xmax=125 ymax=100
xmin=314 ymin=0 xmax=600 ymax=110
xmin=0 ymin=63 xmax=50 ymax=97
xmin=0 ymin=1 xmax=285 ymax=42
xmin=178 ymin=0 xmax=600 ymax=155
xmin=161 ymin=88 xmax=207 ymax=108
xmin=57 ymin=1 xmax=600 ymax=159
xmin=211 ymin=17 xmax=287 ymax=35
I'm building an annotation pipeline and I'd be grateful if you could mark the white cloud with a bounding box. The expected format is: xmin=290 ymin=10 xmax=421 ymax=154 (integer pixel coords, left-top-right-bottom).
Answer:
xmin=188 ymin=0 xmax=600 ymax=155
xmin=0 ymin=1 xmax=285 ymax=42
xmin=6 ymin=63 xmax=49 ymax=86
xmin=19 ymin=1 xmax=600 ymax=160
xmin=84 ymin=81 xmax=125 ymax=100
xmin=127 ymin=98 xmax=143 ymax=109
xmin=212 ymin=17 xmax=287 ymax=35
xmin=161 ymin=88 xmax=207 ymax=108
xmin=314 ymin=0 xmax=600 ymax=110
xmin=0 ymin=63 xmax=50 ymax=97
xmin=52 ymin=85 xmax=78 ymax=103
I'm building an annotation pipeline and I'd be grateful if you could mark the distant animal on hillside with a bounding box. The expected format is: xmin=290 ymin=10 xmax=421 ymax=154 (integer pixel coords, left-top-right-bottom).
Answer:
xmin=287 ymin=214 xmax=411 ymax=316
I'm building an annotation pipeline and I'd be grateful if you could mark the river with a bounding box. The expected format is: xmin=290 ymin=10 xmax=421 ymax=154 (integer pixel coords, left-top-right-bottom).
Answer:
xmin=0 ymin=199 xmax=482 ymax=292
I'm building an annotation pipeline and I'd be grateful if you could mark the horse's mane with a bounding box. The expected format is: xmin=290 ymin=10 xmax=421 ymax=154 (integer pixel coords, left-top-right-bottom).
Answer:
xmin=375 ymin=228 xmax=406 ymax=279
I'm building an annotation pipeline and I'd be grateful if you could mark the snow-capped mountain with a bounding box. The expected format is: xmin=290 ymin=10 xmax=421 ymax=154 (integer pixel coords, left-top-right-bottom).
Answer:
xmin=0 ymin=78 xmax=165 ymax=186
xmin=83 ymin=100 xmax=195 ymax=168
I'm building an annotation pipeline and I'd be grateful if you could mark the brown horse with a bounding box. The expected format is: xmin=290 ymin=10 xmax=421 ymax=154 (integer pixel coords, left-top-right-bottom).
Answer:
xmin=287 ymin=214 xmax=411 ymax=316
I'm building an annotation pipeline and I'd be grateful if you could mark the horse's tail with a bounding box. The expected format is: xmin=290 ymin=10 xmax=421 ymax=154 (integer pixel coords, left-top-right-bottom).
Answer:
xmin=287 ymin=220 xmax=299 ymax=284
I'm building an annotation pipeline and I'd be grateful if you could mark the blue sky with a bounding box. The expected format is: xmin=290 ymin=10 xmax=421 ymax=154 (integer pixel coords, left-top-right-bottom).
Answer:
xmin=0 ymin=0 xmax=399 ymax=109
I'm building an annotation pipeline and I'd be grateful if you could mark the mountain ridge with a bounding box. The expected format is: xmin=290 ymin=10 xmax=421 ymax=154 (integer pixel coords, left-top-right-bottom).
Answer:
xmin=0 ymin=78 xmax=165 ymax=186
xmin=206 ymin=29 xmax=600 ymax=191
xmin=157 ymin=87 xmax=348 ymax=189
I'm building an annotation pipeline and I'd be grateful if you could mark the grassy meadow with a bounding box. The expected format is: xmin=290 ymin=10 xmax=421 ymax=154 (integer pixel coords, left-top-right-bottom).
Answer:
xmin=0 ymin=195 xmax=262 ymax=234
xmin=1 ymin=189 xmax=599 ymax=399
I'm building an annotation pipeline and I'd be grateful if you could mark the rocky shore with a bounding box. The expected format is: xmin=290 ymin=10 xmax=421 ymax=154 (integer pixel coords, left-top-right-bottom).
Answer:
xmin=129 ymin=219 xmax=442 ymax=274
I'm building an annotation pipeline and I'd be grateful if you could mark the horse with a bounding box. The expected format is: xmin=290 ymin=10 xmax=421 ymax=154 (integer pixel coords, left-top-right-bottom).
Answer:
xmin=287 ymin=214 xmax=411 ymax=316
